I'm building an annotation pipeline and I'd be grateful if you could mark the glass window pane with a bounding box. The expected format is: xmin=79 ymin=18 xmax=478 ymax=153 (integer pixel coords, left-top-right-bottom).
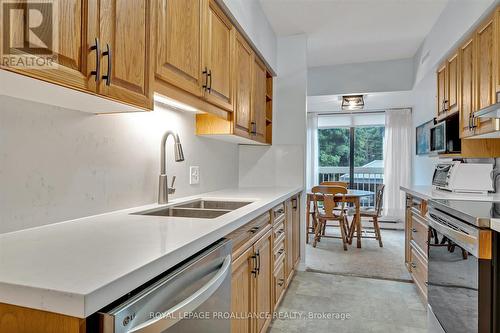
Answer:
xmin=318 ymin=128 xmax=350 ymax=184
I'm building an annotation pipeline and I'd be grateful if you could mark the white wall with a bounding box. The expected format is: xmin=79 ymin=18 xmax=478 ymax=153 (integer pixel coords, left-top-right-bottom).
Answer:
xmin=0 ymin=96 xmax=239 ymax=233
xmin=411 ymin=72 xmax=440 ymax=185
xmin=220 ymin=0 xmax=277 ymax=73
xmin=308 ymin=58 xmax=415 ymax=96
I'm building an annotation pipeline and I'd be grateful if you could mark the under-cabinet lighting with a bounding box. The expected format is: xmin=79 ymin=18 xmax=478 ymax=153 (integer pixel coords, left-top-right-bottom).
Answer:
xmin=342 ymin=95 xmax=364 ymax=110
xmin=154 ymin=93 xmax=200 ymax=113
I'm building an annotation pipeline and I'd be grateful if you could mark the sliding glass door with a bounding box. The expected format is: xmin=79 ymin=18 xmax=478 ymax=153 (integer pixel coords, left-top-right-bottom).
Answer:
xmin=318 ymin=123 xmax=384 ymax=207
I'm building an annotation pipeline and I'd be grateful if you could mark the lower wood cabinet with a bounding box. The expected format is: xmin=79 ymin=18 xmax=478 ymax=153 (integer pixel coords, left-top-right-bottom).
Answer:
xmin=230 ymin=196 xmax=301 ymax=332
xmin=230 ymin=228 xmax=273 ymax=333
xmin=404 ymin=193 xmax=428 ymax=302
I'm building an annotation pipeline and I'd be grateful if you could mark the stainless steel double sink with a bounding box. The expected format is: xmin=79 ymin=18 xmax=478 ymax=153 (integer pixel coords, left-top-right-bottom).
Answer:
xmin=133 ymin=199 xmax=253 ymax=219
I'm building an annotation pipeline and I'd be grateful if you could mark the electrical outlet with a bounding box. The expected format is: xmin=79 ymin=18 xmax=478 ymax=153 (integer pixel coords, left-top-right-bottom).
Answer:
xmin=190 ymin=166 xmax=200 ymax=185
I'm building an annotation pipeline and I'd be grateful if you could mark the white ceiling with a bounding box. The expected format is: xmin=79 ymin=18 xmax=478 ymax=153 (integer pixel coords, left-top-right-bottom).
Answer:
xmin=260 ymin=0 xmax=448 ymax=68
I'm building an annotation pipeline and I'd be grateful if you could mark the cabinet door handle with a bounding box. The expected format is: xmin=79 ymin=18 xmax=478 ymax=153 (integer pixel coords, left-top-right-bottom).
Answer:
xmin=411 ymin=228 xmax=417 ymax=233
xmin=250 ymin=121 xmax=256 ymax=134
xmin=251 ymin=254 xmax=258 ymax=276
xmin=411 ymin=262 xmax=417 ymax=269
xmin=207 ymin=69 xmax=212 ymax=93
xmin=277 ymin=248 xmax=284 ymax=255
xmin=90 ymin=37 xmax=100 ymax=82
xmin=101 ymin=43 xmax=112 ymax=86
xmin=278 ymin=278 xmax=285 ymax=287
xmin=256 ymin=250 xmax=260 ymax=275
xmin=202 ymin=67 xmax=208 ymax=91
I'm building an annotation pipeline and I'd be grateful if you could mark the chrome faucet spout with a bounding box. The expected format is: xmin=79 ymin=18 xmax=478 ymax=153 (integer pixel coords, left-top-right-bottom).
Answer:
xmin=159 ymin=131 xmax=184 ymax=204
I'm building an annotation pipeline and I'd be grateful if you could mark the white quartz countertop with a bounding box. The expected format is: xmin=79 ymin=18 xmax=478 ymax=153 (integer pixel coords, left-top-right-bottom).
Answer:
xmin=400 ymin=185 xmax=500 ymax=202
xmin=0 ymin=186 xmax=302 ymax=318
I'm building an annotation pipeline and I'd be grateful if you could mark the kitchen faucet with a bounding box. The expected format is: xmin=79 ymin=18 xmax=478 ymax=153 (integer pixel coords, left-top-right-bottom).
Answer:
xmin=158 ymin=130 xmax=184 ymax=204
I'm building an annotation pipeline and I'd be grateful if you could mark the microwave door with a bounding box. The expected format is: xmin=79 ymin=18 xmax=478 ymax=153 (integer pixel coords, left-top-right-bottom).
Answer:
xmin=431 ymin=123 xmax=446 ymax=153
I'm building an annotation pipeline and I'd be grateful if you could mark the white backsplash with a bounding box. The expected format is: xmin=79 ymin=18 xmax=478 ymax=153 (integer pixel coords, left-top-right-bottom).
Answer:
xmin=0 ymin=95 xmax=239 ymax=233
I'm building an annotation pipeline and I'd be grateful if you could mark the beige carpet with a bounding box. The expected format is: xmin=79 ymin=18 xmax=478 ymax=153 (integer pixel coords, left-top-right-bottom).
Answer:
xmin=305 ymin=229 xmax=411 ymax=281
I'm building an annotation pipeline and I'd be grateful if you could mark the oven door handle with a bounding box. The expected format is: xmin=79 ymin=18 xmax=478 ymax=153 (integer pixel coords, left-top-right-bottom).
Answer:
xmin=426 ymin=212 xmax=478 ymax=257
xmin=128 ymin=254 xmax=231 ymax=333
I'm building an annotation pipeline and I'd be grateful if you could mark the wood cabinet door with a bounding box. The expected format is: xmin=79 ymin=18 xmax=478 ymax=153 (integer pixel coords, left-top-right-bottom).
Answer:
xmin=233 ymin=32 xmax=253 ymax=137
xmin=285 ymin=199 xmax=294 ymax=283
xmin=475 ymin=15 xmax=497 ymax=134
xmin=437 ymin=64 xmax=447 ymax=119
xmin=459 ymin=37 xmax=476 ymax=138
xmin=292 ymin=196 xmax=300 ymax=266
xmin=252 ymin=57 xmax=267 ymax=143
xmin=231 ymin=246 xmax=253 ymax=333
xmin=156 ymin=0 xmax=203 ymax=97
xmin=203 ymin=0 xmax=234 ymax=111
xmin=253 ymin=229 xmax=272 ymax=333
xmin=447 ymin=53 xmax=459 ymax=114
xmin=98 ymin=0 xmax=153 ymax=109
xmin=1 ymin=0 xmax=90 ymax=91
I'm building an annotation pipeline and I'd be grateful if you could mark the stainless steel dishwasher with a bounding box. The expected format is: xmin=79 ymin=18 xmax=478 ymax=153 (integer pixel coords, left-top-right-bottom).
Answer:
xmin=97 ymin=240 xmax=232 ymax=333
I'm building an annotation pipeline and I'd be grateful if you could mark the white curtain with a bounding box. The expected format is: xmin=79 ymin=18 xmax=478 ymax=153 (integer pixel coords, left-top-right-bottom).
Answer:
xmin=383 ymin=108 xmax=412 ymax=220
xmin=306 ymin=113 xmax=319 ymax=190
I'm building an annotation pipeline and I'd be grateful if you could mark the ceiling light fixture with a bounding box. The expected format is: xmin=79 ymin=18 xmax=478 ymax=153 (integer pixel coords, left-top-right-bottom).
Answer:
xmin=342 ymin=95 xmax=364 ymax=110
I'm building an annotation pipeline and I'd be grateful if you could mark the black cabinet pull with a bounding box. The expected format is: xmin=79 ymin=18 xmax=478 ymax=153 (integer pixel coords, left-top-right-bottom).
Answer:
xmin=102 ymin=43 xmax=112 ymax=86
xmin=278 ymin=278 xmax=285 ymax=287
xmin=202 ymin=67 xmax=208 ymax=91
xmin=90 ymin=38 xmax=100 ymax=82
xmin=207 ymin=69 xmax=212 ymax=93
xmin=251 ymin=254 xmax=258 ymax=276
xmin=256 ymin=250 xmax=260 ymax=274
xmin=250 ymin=121 xmax=256 ymax=134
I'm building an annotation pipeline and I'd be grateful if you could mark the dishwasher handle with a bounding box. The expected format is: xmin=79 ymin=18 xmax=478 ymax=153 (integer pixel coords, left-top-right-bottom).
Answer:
xmin=129 ymin=254 xmax=231 ymax=333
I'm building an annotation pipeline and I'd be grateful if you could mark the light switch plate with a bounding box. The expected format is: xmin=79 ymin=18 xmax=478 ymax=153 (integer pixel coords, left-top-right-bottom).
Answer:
xmin=190 ymin=166 xmax=200 ymax=185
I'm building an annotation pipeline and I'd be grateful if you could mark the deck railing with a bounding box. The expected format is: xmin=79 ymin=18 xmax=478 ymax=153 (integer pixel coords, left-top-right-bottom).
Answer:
xmin=318 ymin=166 xmax=384 ymax=208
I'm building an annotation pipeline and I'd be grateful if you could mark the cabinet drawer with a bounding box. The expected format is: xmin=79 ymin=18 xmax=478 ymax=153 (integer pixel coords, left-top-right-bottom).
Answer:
xmin=273 ymin=257 xmax=286 ymax=306
xmin=273 ymin=220 xmax=285 ymax=243
xmin=410 ymin=213 xmax=428 ymax=257
xmin=272 ymin=203 xmax=286 ymax=222
xmin=410 ymin=246 xmax=428 ymax=300
xmin=273 ymin=239 xmax=285 ymax=267
xmin=226 ymin=213 xmax=270 ymax=256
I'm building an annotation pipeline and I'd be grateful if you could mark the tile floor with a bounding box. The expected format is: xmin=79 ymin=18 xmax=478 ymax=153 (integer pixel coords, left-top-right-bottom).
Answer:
xmin=269 ymin=229 xmax=427 ymax=332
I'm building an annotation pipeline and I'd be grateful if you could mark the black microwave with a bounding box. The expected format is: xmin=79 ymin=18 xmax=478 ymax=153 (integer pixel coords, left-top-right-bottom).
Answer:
xmin=430 ymin=114 xmax=461 ymax=153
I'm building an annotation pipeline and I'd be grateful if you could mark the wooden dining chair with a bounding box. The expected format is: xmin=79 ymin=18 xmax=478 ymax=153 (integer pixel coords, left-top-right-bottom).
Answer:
xmin=311 ymin=185 xmax=349 ymax=250
xmin=320 ymin=181 xmax=349 ymax=188
xmin=348 ymin=184 xmax=385 ymax=247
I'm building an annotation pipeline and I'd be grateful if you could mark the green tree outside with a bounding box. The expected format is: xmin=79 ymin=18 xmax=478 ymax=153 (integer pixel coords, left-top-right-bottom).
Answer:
xmin=318 ymin=127 xmax=385 ymax=167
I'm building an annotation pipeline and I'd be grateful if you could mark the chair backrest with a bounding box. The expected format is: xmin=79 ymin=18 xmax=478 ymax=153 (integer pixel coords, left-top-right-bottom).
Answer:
xmin=320 ymin=181 xmax=349 ymax=188
xmin=311 ymin=185 xmax=348 ymax=219
xmin=374 ymin=184 xmax=385 ymax=216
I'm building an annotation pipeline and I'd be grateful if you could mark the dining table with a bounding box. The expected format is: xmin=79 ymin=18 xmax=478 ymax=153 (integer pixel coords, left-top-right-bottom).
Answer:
xmin=306 ymin=189 xmax=374 ymax=248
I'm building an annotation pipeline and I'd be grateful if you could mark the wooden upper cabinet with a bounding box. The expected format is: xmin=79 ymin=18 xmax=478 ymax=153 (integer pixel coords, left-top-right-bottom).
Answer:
xmin=475 ymin=14 xmax=497 ymax=134
xmin=446 ymin=53 xmax=459 ymax=115
xmin=155 ymin=0 xmax=203 ymax=97
xmin=459 ymin=37 xmax=476 ymax=138
xmin=2 ymin=0 xmax=89 ymax=91
xmin=233 ymin=32 xmax=253 ymax=137
xmin=437 ymin=64 xmax=447 ymax=119
xmin=97 ymin=0 xmax=153 ymax=109
xmin=203 ymin=0 xmax=234 ymax=111
xmin=254 ymin=229 xmax=272 ymax=333
xmin=252 ymin=57 xmax=267 ymax=143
